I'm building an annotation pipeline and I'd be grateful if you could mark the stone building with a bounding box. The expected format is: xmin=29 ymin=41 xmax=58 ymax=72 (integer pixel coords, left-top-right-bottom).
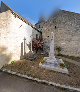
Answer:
xmin=35 ymin=10 xmax=80 ymax=57
xmin=0 ymin=1 xmax=40 ymax=66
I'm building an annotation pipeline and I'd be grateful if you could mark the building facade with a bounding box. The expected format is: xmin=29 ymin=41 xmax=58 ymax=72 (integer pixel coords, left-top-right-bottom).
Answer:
xmin=35 ymin=10 xmax=80 ymax=57
xmin=0 ymin=2 xmax=40 ymax=66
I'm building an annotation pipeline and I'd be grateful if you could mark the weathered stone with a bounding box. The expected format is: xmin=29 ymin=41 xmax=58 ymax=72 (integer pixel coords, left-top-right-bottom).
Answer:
xmin=35 ymin=10 xmax=80 ymax=57
xmin=25 ymin=51 xmax=37 ymax=61
xmin=40 ymin=32 xmax=68 ymax=74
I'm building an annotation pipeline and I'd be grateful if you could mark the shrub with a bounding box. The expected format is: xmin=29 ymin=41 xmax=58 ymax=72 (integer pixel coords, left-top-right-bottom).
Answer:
xmin=11 ymin=60 xmax=16 ymax=64
xmin=60 ymin=63 xmax=65 ymax=68
xmin=56 ymin=46 xmax=62 ymax=55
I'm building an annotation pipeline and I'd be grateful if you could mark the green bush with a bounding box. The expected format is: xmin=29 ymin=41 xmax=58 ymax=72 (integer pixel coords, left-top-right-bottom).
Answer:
xmin=11 ymin=60 xmax=16 ymax=64
xmin=56 ymin=46 xmax=62 ymax=55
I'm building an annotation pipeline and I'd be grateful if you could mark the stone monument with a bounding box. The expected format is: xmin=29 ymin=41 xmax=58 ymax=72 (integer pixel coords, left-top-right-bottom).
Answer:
xmin=39 ymin=32 xmax=68 ymax=74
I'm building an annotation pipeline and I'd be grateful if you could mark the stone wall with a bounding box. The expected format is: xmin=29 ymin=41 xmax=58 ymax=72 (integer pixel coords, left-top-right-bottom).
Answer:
xmin=36 ymin=10 xmax=80 ymax=57
xmin=0 ymin=9 xmax=39 ymax=66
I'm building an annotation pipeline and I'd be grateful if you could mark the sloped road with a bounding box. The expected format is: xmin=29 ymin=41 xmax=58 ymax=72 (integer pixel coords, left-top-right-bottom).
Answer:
xmin=0 ymin=71 xmax=72 ymax=92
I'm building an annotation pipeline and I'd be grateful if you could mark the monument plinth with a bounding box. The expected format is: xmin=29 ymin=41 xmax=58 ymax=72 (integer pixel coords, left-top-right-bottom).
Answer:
xmin=39 ymin=32 xmax=68 ymax=74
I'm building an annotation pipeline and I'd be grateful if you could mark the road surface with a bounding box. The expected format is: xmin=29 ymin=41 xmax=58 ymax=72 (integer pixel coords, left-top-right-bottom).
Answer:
xmin=0 ymin=71 xmax=72 ymax=92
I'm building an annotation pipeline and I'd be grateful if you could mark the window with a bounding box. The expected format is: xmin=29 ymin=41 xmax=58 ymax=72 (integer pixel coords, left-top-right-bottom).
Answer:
xmin=36 ymin=34 xmax=38 ymax=40
xmin=39 ymin=25 xmax=40 ymax=28
xmin=55 ymin=26 xmax=57 ymax=29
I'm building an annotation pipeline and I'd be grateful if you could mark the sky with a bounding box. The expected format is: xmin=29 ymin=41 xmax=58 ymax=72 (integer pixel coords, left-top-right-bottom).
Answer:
xmin=1 ymin=0 xmax=80 ymax=24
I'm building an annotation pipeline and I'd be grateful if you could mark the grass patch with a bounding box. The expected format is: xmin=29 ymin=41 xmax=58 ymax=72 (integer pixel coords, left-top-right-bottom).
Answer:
xmin=58 ymin=54 xmax=80 ymax=62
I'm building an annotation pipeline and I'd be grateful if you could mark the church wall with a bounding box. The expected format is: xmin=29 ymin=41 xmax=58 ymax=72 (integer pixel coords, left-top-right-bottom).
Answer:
xmin=37 ymin=10 xmax=80 ymax=57
xmin=32 ymin=28 xmax=40 ymax=39
xmin=0 ymin=10 xmax=38 ymax=67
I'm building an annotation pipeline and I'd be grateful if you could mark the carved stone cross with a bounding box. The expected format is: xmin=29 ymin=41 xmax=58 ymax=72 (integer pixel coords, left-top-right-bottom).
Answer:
xmin=23 ymin=37 xmax=26 ymax=55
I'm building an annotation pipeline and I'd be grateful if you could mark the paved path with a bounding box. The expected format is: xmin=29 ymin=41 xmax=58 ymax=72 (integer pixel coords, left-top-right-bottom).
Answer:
xmin=58 ymin=56 xmax=80 ymax=66
xmin=0 ymin=71 xmax=72 ymax=92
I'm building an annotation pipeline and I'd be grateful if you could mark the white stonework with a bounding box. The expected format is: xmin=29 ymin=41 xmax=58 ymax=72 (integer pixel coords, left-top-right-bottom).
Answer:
xmin=40 ymin=32 xmax=68 ymax=74
xmin=0 ymin=6 xmax=39 ymax=67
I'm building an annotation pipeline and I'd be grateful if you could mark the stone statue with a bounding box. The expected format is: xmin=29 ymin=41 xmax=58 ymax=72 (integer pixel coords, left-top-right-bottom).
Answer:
xmin=49 ymin=32 xmax=56 ymax=60
xmin=39 ymin=32 xmax=68 ymax=74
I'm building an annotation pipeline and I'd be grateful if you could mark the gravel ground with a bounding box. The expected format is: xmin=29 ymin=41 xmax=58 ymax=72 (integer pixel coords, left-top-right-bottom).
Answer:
xmin=2 ymin=56 xmax=80 ymax=89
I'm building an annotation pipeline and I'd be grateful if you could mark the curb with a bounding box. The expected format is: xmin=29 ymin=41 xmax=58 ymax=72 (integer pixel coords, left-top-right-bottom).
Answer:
xmin=1 ymin=69 xmax=80 ymax=92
